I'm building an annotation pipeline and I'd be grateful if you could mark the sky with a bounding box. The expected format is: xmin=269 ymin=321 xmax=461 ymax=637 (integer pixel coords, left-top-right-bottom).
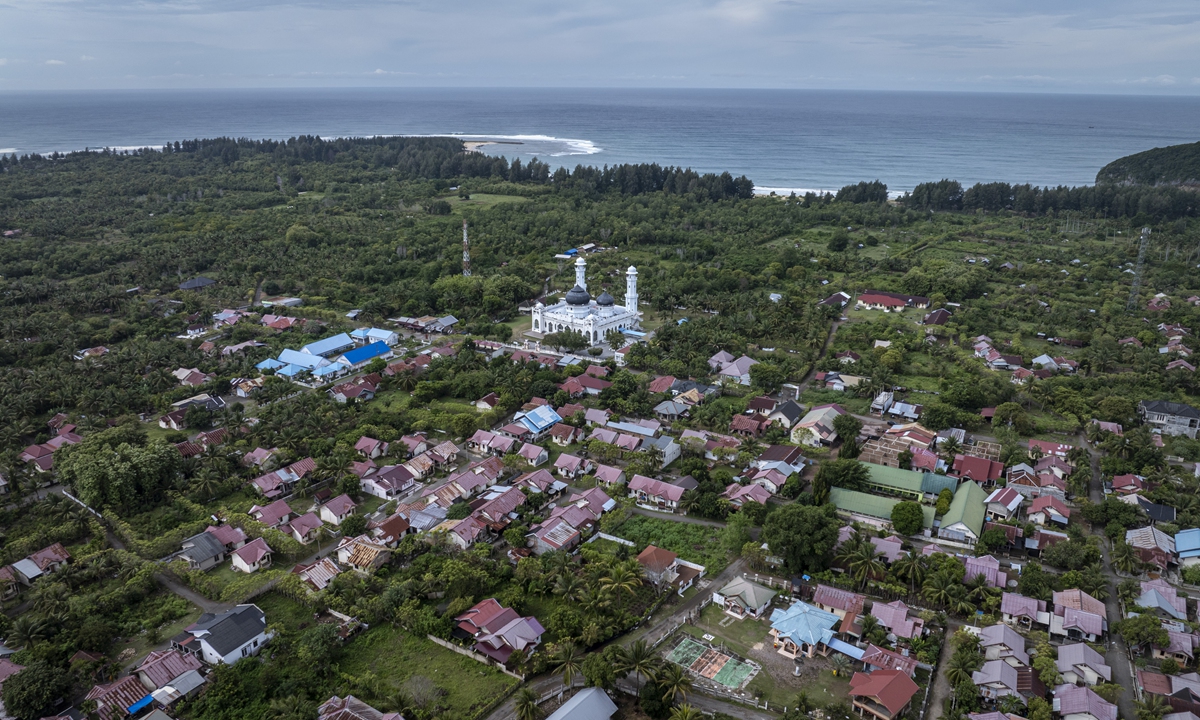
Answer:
xmin=1 ymin=0 xmax=1199 ymax=93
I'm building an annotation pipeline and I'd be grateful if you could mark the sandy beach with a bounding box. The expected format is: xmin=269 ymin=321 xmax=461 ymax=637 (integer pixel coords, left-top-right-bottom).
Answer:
xmin=463 ymin=140 xmax=494 ymax=152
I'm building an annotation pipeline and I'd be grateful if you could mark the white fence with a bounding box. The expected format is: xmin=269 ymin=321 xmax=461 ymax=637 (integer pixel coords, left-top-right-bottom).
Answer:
xmin=426 ymin=635 xmax=525 ymax=680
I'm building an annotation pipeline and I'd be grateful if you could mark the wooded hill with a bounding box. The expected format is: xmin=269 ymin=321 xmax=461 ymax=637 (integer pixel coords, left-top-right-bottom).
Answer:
xmin=1096 ymin=140 xmax=1200 ymax=188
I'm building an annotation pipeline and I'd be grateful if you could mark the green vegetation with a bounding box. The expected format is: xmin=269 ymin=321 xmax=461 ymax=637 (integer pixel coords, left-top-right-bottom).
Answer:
xmin=1096 ymin=140 xmax=1200 ymax=187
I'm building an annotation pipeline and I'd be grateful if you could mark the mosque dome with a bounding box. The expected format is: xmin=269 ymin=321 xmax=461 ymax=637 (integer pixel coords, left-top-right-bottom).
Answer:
xmin=565 ymin=285 xmax=591 ymax=306
xmin=596 ymin=291 xmax=615 ymax=306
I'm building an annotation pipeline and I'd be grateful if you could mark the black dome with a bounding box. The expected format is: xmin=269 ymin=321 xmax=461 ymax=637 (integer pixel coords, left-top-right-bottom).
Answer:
xmin=597 ymin=291 xmax=615 ymax=306
xmin=565 ymin=285 xmax=591 ymax=306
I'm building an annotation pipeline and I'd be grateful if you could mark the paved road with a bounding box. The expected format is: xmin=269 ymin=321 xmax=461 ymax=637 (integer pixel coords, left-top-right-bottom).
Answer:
xmin=1081 ymin=432 xmax=1138 ymax=720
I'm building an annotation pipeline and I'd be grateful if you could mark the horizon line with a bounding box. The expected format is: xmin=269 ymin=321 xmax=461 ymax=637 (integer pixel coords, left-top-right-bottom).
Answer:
xmin=2 ymin=85 xmax=1200 ymax=99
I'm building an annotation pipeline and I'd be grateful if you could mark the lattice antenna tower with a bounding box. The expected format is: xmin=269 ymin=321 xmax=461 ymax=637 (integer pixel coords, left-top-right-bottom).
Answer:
xmin=462 ymin=219 xmax=471 ymax=277
xmin=1125 ymin=227 xmax=1151 ymax=311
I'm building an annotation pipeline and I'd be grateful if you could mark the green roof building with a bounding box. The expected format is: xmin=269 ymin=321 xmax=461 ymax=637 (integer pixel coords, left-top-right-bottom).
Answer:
xmin=863 ymin=463 xmax=958 ymax=500
xmin=830 ymin=488 xmax=935 ymax=530
xmin=937 ymin=481 xmax=988 ymax=543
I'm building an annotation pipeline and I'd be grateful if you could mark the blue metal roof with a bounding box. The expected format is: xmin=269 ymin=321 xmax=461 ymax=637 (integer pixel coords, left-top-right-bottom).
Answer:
xmin=827 ymin=638 xmax=865 ymax=660
xmin=256 ymin=358 xmax=285 ymax=370
xmin=278 ymin=364 xmax=307 ymax=377
xmin=278 ymin=348 xmax=327 ymax=369
xmin=1176 ymin=528 xmax=1200 ymax=557
xmin=768 ymin=601 xmax=840 ymax=648
xmin=302 ymin=333 xmax=354 ymax=357
xmin=312 ymin=364 xmax=343 ymax=377
xmin=519 ymin=405 xmax=562 ymax=433
xmin=340 ymin=341 xmax=391 ymax=366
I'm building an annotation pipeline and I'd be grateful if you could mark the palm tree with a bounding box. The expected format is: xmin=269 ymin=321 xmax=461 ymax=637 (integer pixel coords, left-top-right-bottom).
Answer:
xmin=1111 ymin=541 xmax=1139 ymax=575
xmin=553 ymin=573 xmax=583 ymax=600
xmin=30 ymin=581 xmax=71 ymax=618
xmin=601 ymin=564 xmax=641 ymax=610
xmin=964 ymin=573 xmax=995 ymax=605
xmin=846 ymin=545 xmax=886 ymax=590
xmin=267 ymin=694 xmax=313 ymax=720
xmin=923 ymin=573 xmax=955 ymax=608
xmin=829 ymin=653 xmax=852 ymax=677
xmin=890 ymin=554 xmax=926 ymax=594
xmin=654 ymin=663 xmax=692 ymax=702
xmin=945 ymin=652 xmax=979 ymax=686
xmin=552 ymin=642 xmax=584 ymax=686
xmin=669 ymin=705 xmax=704 ymax=720
xmin=1136 ymin=692 xmax=1171 ymax=720
xmin=618 ymin=640 xmax=657 ymax=685
xmin=514 ymin=687 xmax=541 ymax=720
xmin=8 ymin=615 xmax=49 ymax=649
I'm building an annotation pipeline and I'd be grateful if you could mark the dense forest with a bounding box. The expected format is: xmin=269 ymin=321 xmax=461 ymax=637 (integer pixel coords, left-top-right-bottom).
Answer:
xmin=2 ymin=135 xmax=1200 ymax=720
xmin=1095 ymin=140 xmax=1200 ymax=187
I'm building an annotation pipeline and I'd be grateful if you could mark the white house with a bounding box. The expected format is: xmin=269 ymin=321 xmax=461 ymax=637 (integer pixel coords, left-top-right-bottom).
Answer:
xmin=173 ymin=604 xmax=273 ymax=665
xmin=231 ymin=538 xmax=272 ymax=573
xmin=319 ymin=494 xmax=358 ymax=526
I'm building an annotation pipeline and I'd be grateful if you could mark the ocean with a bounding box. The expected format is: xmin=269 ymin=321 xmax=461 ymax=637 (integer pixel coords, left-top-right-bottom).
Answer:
xmin=1 ymin=87 xmax=1198 ymax=193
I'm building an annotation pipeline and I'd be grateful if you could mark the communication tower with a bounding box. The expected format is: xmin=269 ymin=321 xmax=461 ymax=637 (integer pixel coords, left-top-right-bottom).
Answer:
xmin=462 ymin=220 xmax=471 ymax=277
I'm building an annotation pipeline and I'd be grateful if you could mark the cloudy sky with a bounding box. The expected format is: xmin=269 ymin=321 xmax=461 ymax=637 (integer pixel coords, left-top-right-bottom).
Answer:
xmin=2 ymin=0 xmax=1199 ymax=93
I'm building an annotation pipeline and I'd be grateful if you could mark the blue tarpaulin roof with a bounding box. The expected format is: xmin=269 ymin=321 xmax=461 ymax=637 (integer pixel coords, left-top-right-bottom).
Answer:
xmin=127 ymin=694 xmax=154 ymax=713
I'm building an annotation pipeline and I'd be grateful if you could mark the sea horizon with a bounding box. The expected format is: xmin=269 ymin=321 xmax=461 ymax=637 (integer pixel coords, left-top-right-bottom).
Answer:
xmin=3 ymin=86 xmax=1199 ymax=192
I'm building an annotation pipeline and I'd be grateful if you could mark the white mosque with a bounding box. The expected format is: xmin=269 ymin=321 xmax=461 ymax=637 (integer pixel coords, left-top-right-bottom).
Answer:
xmin=532 ymin=256 xmax=641 ymax=345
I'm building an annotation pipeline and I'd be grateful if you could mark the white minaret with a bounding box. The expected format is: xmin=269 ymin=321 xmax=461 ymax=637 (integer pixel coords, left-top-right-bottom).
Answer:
xmin=625 ymin=266 xmax=639 ymax=313
xmin=575 ymin=255 xmax=587 ymax=291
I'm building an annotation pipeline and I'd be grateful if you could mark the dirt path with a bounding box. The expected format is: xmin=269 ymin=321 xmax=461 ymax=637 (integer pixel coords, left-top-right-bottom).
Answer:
xmin=925 ymin=619 xmax=961 ymax=719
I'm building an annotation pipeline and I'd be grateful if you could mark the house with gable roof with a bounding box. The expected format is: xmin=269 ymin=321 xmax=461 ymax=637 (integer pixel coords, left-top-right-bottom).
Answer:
xmin=1054 ymin=684 xmax=1118 ymax=720
xmin=979 ymin=624 xmax=1029 ymax=667
xmin=172 ymin=604 xmax=272 ymax=665
xmin=714 ymin=577 xmax=776 ymax=619
xmin=849 ymin=670 xmax=920 ymax=720
xmin=1001 ymin=592 xmax=1049 ymax=630
xmin=1057 ymin=643 xmax=1112 ymax=686
xmin=938 ymin=481 xmax=987 ymax=544
xmin=871 ymin=600 xmax=925 ymax=640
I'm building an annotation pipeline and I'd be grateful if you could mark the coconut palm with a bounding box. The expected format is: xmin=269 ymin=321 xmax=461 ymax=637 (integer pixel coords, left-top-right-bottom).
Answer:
xmin=514 ymin=688 xmax=541 ymax=720
xmin=30 ymin=581 xmax=72 ymax=618
xmin=1111 ymin=540 xmax=1139 ymax=575
xmin=552 ymin=642 xmax=584 ymax=686
xmin=1136 ymin=692 xmax=1171 ymax=720
xmin=601 ymin=564 xmax=641 ymax=610
xmin=829 ymin=653 xmax=853 ymax=677
xmin=945 ymin=652 xmax=979 ymax=686
xmin=8 ymin=615 xmax=50 ymax=649
xmin=846 ymin=544 xmax=887 ymax=590
xmin=553 ymin=572 xmax=583 ymax=601
xmin=669 ymin=705 xmax=704 ymax=720
xmin=890 ymin=553 xmax=926 ymax=594
xmin=654 ymin=663 xmax=692 ymax=702
xmin=922 ymin=573 xmax=955 ymax=608
xmin=618 ymin=639 xmax=658 ymax=685
xmin=267 ymin=694 xmax=314 ymax=720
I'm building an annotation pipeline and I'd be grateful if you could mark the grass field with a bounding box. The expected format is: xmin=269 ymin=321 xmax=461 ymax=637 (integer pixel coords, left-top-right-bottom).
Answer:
xmin=439 ymin=193 xmax=530 ymax=211
xmin=337 ymin=625 xmax=518 ymax=717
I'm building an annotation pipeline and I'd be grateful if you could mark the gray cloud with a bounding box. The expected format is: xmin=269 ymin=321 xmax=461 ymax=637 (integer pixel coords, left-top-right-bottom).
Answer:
xmin=0 ymin=0 xmax=1196 ymax=92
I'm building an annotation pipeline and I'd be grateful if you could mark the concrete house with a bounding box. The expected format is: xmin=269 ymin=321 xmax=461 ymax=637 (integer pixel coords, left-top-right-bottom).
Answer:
xmin=172 ymin=604 xmax=272 ymax=665
xmin=320 ymin=494 xmax=358 ymax=526
xmin=714 ymin=577 xmax=776 ymax=619
xmin=231 ymin=537 xmax=272 ymax=573
xmin=1057 ymin=643 xmax=1112 ymax=686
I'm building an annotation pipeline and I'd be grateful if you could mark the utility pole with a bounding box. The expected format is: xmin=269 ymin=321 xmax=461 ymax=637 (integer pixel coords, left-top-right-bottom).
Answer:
xmin=462 ymin=219 xmax=471 ymax=277
xmin=1126 ymin=227 xmax=1151 ymax=312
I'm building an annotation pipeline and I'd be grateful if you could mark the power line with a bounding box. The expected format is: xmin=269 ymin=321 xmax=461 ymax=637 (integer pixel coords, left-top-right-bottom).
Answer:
xmin=1126 ymin=227 xmax=1151 ymax=312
